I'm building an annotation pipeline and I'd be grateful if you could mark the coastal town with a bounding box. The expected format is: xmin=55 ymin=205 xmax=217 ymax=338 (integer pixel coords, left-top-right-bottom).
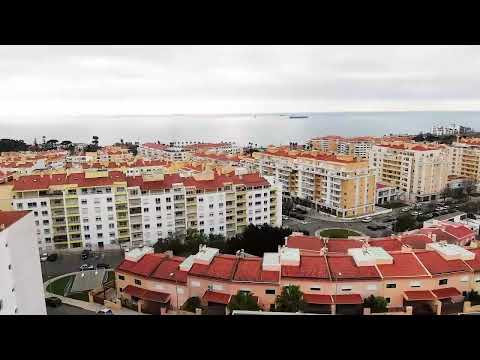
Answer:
xmin=3 ymin=123 xmax=480 ymax=315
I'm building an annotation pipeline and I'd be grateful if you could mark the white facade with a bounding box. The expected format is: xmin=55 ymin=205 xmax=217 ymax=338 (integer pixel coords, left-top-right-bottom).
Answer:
xmin=432 ymin=124 xmax=473 ymax=136
xmin=0 ymin=211 xmax=46 ymax=315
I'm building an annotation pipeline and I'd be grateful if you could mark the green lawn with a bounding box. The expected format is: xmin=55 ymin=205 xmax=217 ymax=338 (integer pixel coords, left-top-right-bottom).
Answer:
xmin=68 ymin=291 xmax=90 ymax=302
xmin=319 ymin=229 xmax=361 ymax=238
xmin=46 ymin=275 xmax=75 ymax=296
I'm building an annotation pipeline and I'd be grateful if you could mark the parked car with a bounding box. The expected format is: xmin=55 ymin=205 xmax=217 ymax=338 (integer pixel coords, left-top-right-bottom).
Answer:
xmin=45 ymin=297 xmax=62 ymax=307
xmin=40 ymin=253 xmax=48 ymax=262
xmin=80 ymin=264 xmax=90 ymax=271
xmin=96 ymin=263 xmax=110 ymax=269
xmin=97 ymin=308 xmax=113 ymax=315
xmin=361 ymin=217 xmax=373 ymax=223
xmin=81 ymin=249 xmax=91 ymax=260
xmin=401 ymin=207 xmax=411 ymax=212
xmin=410 ymin=211 xmax=419 ymax=216
xmin=367 ymin=225 xmax=378 ymax=230
xmin=47 ymin=253 xmax=58 ymax=262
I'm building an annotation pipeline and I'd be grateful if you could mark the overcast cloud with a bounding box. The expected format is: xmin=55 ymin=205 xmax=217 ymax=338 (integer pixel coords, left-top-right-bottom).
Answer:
xmin=1 ymin=45 xmax=480 ymax=117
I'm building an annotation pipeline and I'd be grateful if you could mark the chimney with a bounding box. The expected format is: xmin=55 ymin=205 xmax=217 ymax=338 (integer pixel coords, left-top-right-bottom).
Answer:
xmin=431 ymin=233 xmax=437 ymax=242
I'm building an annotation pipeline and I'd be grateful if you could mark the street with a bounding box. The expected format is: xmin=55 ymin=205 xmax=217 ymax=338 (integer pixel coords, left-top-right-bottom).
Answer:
xmin=41 ymin=249 xmax=124 ymax=282
xmin=47 ymin=304 xmax=95 ymax=315
xmin=282 ymin=207 xmax=408 ymax=239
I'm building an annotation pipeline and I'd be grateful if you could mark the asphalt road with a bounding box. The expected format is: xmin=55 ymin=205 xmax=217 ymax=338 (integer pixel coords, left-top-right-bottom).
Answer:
xmin=283 ymin=207 xmax=408 ymax=239
xmin=47 ymin=304 xmax=95 ymax=315
xmin=41 ymin=249 xmax=124 ymax=282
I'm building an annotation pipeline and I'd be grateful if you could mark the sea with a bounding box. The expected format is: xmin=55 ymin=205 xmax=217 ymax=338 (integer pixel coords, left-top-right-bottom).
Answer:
xmin=1 ymin=111 xmax=479 ymax=146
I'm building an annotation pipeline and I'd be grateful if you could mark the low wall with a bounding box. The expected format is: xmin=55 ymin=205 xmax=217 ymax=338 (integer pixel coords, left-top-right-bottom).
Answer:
xmin=364 ymin=306 xmax=413 ymax=315
xmin=463 ymin=301 xmax=480 ymax=313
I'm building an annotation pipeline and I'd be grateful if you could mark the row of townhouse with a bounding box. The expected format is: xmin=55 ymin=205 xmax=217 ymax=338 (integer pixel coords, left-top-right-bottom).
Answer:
xmin=114 ymin=224 xmax=480 ymax=315
xmin=369 ymin=142 xmax=450 ymax=202
xmin=253 ymin=147 xmax=376 ymax=218
xmin=9 ymin=170 xmax=282 ymax=251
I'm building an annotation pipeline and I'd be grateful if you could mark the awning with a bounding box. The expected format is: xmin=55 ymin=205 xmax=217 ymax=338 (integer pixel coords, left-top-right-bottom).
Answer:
xmin=403 ymin=290 xmax=436 ymax=301
xmin=203 ymin=291 xmax=231 ymax=305
xmin=431 ymin=287 xmax=462 ymax=300
xmin=303 ymin=294 xmax=333 ymax=305
xmin=124 ymin=285 xmax=171 ymax=304
xmin=332 ymin=294 xmax=363 ymax=305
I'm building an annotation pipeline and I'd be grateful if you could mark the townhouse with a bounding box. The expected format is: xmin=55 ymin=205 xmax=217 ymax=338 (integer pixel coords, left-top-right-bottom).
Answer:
xmin=254 ymin=147 xmax=376 ymax=218
xmin=0 ymin=211 xmax=46 ymax=315
xmin=369 ymin=142 xmax=450 ymax=202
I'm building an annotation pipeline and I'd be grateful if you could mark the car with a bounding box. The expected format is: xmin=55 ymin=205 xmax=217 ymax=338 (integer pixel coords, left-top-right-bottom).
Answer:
xmin=401 ymin=207 xmax=411 ymax=212
xmin=45 ymin=297 xmax=62 ymax=307
xmin=40 ymin=253 xmax=48 ymax=262
xmin=423 ymin=213 xmax=434 ymax=219
xmin=410 ymin=211 xmax=419 ymax=216
xmin=376 ymin=225 xmax=387 ymax=230
xmin=97 ymin=308 xmax=114 ymax=315
xmin=81 ymin=249 xmax=91 ymax=260
xmin=361 ymin=217 xmax=373 ymax=223
xmin=80 ymin=264 xmax=90 ymax=271
xmin=96 ymin=263 xmax=110 ymax=269
xmin=282 ymin=215 xmax=289 ymax=220
xmin=47 ymin=253 xmax=58 ymax=262
xmin=440 ymin=210 xmax=449 ymax=215
xmin=367 ymin=225 xmax=379 ymax=230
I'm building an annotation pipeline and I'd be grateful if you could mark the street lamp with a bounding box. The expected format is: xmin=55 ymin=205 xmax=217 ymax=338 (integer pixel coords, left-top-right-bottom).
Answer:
xmin=169 ymin=272 xmax=179 ymax=312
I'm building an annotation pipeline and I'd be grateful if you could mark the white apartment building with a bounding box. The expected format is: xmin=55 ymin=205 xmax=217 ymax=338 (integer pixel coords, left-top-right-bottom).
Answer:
xmin=449 ymin=140 xmax=480 ymax=183
xmin=431 ymin=124 xmax=473 ymax=136
xmin=0 ymin=211 xmax=46 ymax=315
xmin=10 ymin=170 xmax=282 ymax=251
xmin=370 ymin=143 xmax=450 ymax=203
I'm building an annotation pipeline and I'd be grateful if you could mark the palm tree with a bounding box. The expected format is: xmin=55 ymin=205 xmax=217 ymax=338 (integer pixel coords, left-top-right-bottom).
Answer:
xmin=275 ymin=285 xmax=305 ymax=313
xmin=227 ymin=291 xmax=261 ymax=312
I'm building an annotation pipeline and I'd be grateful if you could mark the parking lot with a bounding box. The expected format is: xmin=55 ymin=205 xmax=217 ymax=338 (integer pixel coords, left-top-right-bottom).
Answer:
xmin=47 ymin=303 xmax=95 ymax=315
xmin=41 ymin=249 xmax=124 ymax=282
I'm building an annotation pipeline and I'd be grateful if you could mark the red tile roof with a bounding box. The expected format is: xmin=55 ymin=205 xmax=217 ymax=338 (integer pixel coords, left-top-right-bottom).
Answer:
xmin=117 ymin=253 xmax=167 ymax=278
xmin=0 ymin=211 xmax=30 ymax=231
xmin=368 ymin=238 xmax=403 ymax=252
xmin=123 ymin=285 xmax=171 ymax=303
xmin=431 ymin=287 xmax=462 ymax=300
xmin=233 ymin=258 xmax=279 ymax=283
xmin=399 ymin=234 xmax=433 ymax=249
xmin=404 ymin=290 xmax=436 ymax=301
xmin=303 ymin=294 xmax=333 ymax=305
xmin=332 ymin=294 xmax=363 ymax=304
xmin=189 ymin=254 xmax=238 ymax=280
xmin=150 ymin=257 xmax=188 ymax=284
xmin=286 ymin=235 xmax=324 ymax=252
xmin=327 ymin=255 xmax=381 ymax=280
xmin=282 ymin=255 xmax=330 ymax=279
xmin=142 ymin=143 xmax=167 ymax=150
xmin=463 ymin=248 xmax=480 ymax=271
xmin=414 ymin=251 xmax=471 ymax=275
xmin=442 ymin=224 xmax=475 ymax=240
xmin=416 ymin=228 xmax=457 ymax=244
xmin=202 ymin=291 xmax=231 ymax=305
xmin=376 ymin=253 xmax=430 ymax=278
xmin=326 ymin=239 xmax=363 ymax=254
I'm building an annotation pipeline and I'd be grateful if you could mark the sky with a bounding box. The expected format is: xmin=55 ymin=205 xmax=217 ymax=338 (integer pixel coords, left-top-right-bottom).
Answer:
xmin=1 ymin=45 xmax=480 ymax=144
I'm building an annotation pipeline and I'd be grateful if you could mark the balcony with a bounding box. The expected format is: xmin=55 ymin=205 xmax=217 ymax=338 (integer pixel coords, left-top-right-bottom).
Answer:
xmin=50 ymin=201 xmax=65 ymax=209
xmin=51 ymin=211 xmax=66 ymax=218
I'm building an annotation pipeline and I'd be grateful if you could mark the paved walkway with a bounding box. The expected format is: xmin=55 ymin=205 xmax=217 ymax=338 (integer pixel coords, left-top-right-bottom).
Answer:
xmin=44 ymin=272 xmax=144 ymax=315
xmin=305 ymin=207 xmax=392 ymax=223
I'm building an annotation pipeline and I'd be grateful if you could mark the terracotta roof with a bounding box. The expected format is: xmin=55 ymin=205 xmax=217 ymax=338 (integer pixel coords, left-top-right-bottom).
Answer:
xmin=376 ymin=253 xmax=430 ymax=278
xmin=327 ymin=255 xmax=381 ymax=280
xmin=123 ymin=285 xmax=170 ymax=303
xmin=414 ymin=251 xmax=471 ymax=275
xmin=116 ymin=254 xmax=167 ymax=278
xmin=331 ymin=294 xmax=363 ymax=305
xmin=399 ymin=234 xmax=433 ymax=249
xmin=202 ymin=290 xmax=231 ymax=305
xmin=463 ymin=248 xmax=480 ymax=271
xmin=404 ymin=290 xmax=436 ymax=301
xmin=189 ymin=254 xmax=238 ymax=280
xmin=282 ymin=255 xmax=330 ymax=279
xmin=303 ymin=294 xmax=333 ymax=305
xmin=233 ymin=258 xmax=280 ymax=283
xmin=416 ymin=228 xmax=458 ymax=244
xmin=431 ymin=287 xmax=462 ymax=300
xmin=286 ymin=235 xmax=324 ymax=252
xmin=326 ymin=239 xmax=363 ymax=254
xmin=442 ymin=224 xmax=475 ymax=240
xmin=367 ymin=238 xmax=403 ymax=252
xmin=150 ymin=257 xmax=188 ymax=284
xmin=0 ymin=211 xmax=30 ymax=231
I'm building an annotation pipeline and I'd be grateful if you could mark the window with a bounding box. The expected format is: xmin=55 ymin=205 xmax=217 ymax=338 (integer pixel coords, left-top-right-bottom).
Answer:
xmin=109 ymin=223 xmax=115 ymax=229
xmin=341 ymin=286 xmax=352 ymax=292
xmin=35 ymin=220 xmax=40 ymax=226
xmin=107 ymin=206 xmax=113 ymax=212
xmin=209 ymin=204 xmax=214 ymax=209
xmin=310 ymin=287 xmax=321 ymax=291
xmin=265 ymin=289 xmax=275 ymax=295
xmin=409 ymin=281 xmax=421 ymax=288
xmin=166 ymin=205 xmax=171 ymax=210
xmin=198 ymin=198 xmax=204 ymax=202
xmin=145 ymin=224 xmax=150 ymax=229
xmin=44 ymin=229 xmax=50 ymax=234
xmin=156 ymin=206 xmax=161 ymax=211
xmin=95 ymin=207 xmax=101 ymax=213
xmin=107 ymin=197 xmax=112 ymax=202
xmin=134 ymin=279 xmax=141 ymax=285
xmin=17 ymin=203 xmax=23 ymax=210
xmin=81 ymin=200 xmax=88 ymax=205
xmin=96 ymin=217 xmax=102 ymax=222
xmin=439 ymin=279 xmax=448 ymax=285
xmin=42 ymin=210 xmax=48 ymax=216
xmin=96 ymin=224 xmax=102 ymax=230
xmin=34 ymin=211 xmax=39 ymax=217
xmin=41 ymin=201 xmax=47 ymax=207
xmin=43 ymin=220 xmax=49 ymax=225
xmin=199 ymin=221 xmax=204 ymax=225
xmin=85 ymin=234 xmax=90 ymax=240
xmin=209 ymin=227 xmax=214 ymax=232
xmin=143 ymin=208 xmax=149 ymax=213
xmin=385 ymin=297 xmax=391 ymax=304
xmin=97 ymin=233 xmax=103 ymax=238
xmin=386 ymin=283 xmax=396 ymax=289
xmin=118 ymin=275 xmax=125 ymax=280
xmin=219 ymin=225 xmax=224 ymax=231
xmin=166 ymin=197 xmax=171 ymax=203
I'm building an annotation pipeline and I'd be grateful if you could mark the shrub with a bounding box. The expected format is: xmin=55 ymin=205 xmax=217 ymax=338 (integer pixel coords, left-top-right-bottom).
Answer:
xmin=182 ymin=297 xmax=202 ymax=313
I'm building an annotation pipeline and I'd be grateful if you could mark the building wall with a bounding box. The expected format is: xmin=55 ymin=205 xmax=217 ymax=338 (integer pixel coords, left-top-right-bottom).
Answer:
xmin=1 ymin=212 xmax=46 ymax=315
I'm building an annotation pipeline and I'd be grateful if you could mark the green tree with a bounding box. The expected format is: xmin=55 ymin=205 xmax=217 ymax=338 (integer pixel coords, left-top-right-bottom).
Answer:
xmin=275 ymin=285 xmax=305 ymax=313
xmin=363 ymin=295 xmax=388 ymax=313
xmin=452 ymin=187 xmax=466 ymax=200
xmin=181 ymin=297 xmax=202 ymax=313
xmin=440 ymin=187 xmax=451 ymax=202
xmin=394 ymin=213 xmax=417 ymax=232
xmin=184 ymin=229 xmax=208 ymax=254
xmin=464 ymin=179 xmax=477 ymax=201
xmin=227 ymin=291 xmax=261 ymax=312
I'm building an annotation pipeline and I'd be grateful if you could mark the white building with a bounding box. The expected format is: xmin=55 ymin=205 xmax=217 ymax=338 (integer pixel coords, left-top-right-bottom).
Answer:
xmin=431 ymin=124 xmax=473 ymax=136
xmin=0 ymin=211 xmax=46 ymax=315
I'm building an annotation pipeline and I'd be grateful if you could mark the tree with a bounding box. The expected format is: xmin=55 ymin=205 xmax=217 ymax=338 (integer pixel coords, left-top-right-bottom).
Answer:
xmin=452 ymin=187 xmax=466 ymax=200
xmin=363 ymin=295 xmax=388 ymax=313
xmin=92 ymin=136 xmax=99 ymax=147
xmin=0 ymin=138 xmax=29 ymax=152
xmin=440 ymin=187 xmax=452 ymax=202
xmin=60 ymin=140 xmax=72 ymax=146
xmin=183 ymin=229 xmax=208 ymax=254
xmin=181 ymin=297 xmax=202 ymax=313
xmin=394 ymin=213 xmax=417 ymax=232
xmin=227 ymin=291 xmax=261 ymax=312
xmin=464 ymin=179 xmax=477 ymax=201
xmin=282 ymin=198 xmax=294 ymax=216
xmin=275 ymin=285 xmax=305 ymax=313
